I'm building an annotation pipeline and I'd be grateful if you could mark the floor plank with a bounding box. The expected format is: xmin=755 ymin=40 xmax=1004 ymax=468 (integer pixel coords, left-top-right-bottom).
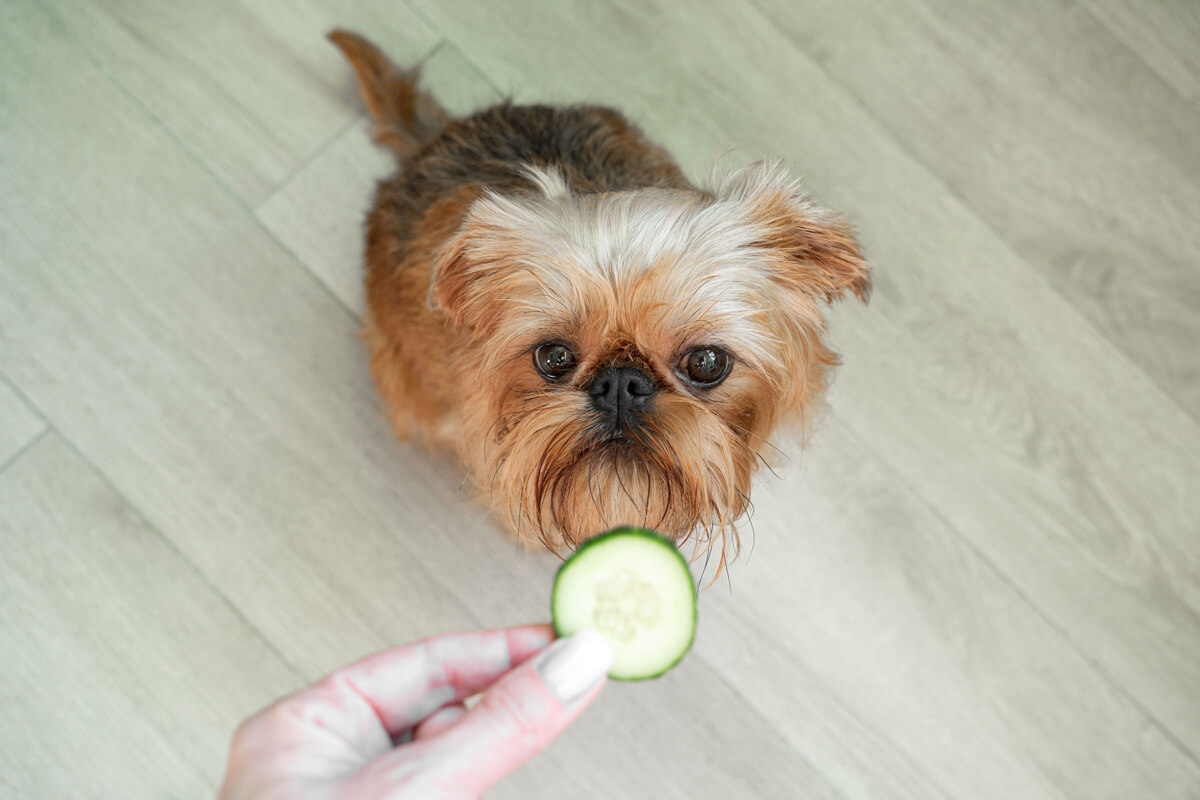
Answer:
xmin=258 ymin=43 xmax=503 ymax=314
xmin=0 ymin=433 xmax=300 ymax=796
xmin=0 ymin=376 xmax=45 ymax=471
xmin=1 ymin=0 xmax=492 ymax=680
xmin=1083 ymin=0 xmax=1200 ymax=102
xmin=751 ymin=0 xmax=1200 ymax=419
xmin=409 ymin=0 xmax=1200 ymax=766
xmin=700 ymin=426 xmax=1200 ymax=800
xmin=34 ymin=0 xmax=440 ymax=205
xmin=256 ymin=119 xmax=390 ymax=312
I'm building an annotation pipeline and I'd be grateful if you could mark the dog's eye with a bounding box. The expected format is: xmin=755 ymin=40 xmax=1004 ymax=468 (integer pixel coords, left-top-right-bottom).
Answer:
xmin=533 ymin=342 xmax=577 ymax=381
xmin=680 ymin=347 xmax=732 ymax=387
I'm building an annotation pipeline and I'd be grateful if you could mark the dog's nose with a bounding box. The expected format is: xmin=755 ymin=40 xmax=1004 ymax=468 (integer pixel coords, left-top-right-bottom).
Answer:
xmin=590 ymin=365 xmax=655 ymax=421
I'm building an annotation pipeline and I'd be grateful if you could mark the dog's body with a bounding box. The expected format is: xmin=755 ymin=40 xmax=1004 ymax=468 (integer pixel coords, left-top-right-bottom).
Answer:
xmin=331 ymin=32 xmax=870 ymax=565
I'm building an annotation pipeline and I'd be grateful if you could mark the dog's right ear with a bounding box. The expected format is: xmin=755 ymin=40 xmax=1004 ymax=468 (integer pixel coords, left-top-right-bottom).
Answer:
xmin=426 ymin=224 xmax=474 ymax=320
xmin=426 ymin=194 xmax=515 ymax=336
xmin=429 ymin=176 xmax=568 ymax=333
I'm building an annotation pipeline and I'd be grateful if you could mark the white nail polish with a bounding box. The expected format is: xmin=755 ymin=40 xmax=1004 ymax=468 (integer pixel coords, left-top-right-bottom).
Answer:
xmin=533 ymin=629 xmax=615 ymax=705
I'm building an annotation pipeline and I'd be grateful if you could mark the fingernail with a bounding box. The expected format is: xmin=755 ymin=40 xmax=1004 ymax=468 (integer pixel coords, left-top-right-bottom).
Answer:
xmin=532 ymin=629 xmax=615 ymax=705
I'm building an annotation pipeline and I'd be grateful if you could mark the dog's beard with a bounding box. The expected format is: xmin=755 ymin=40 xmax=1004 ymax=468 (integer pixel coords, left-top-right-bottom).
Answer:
xmin=479 ymin=391 xmax=752 ymax=565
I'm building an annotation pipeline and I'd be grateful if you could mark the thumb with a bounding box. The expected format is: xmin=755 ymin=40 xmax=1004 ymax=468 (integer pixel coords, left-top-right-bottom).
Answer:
xmin=426 ymin=629 xmax=614 ymax=796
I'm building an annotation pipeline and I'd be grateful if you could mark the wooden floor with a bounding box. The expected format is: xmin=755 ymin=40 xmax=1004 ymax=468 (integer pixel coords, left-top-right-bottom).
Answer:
xmin=2 ymin=0 xmax=1198 ymax=797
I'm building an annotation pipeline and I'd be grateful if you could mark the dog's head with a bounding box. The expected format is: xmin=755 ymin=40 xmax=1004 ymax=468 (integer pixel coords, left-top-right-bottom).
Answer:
xmin=430 ymin=163 xmax=869 ymax=564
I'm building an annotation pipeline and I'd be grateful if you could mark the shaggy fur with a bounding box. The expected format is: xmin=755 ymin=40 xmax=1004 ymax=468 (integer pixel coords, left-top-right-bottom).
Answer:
xmin=330 ymin=31 xmax=870 ymax=569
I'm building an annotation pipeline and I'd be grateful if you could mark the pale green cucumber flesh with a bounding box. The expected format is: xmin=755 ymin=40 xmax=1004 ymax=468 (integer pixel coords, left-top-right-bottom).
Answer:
xmin=551 ymin=526 xmax=697 ymax=681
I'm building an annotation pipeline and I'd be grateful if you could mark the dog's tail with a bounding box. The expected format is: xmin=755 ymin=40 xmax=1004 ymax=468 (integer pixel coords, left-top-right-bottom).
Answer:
xmin=328 ymin=30 xmax=450 ymax=158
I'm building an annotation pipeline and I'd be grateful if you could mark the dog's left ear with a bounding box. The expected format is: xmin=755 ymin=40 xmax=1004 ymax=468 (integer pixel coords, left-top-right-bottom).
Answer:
xmin=718 ymin=163 xmax=871 ymax=305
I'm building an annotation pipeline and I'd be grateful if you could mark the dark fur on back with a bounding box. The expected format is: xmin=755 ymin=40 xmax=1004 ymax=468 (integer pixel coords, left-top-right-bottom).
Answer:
xmin=329 ymin=29 xmax=690 ymax=248
xmin=383 ymin=102 xmax=691 ymax=238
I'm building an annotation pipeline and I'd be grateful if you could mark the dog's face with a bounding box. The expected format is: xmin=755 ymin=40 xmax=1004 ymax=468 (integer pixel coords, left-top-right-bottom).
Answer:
xmin=430 ymin=163 xmax=869 ymax=563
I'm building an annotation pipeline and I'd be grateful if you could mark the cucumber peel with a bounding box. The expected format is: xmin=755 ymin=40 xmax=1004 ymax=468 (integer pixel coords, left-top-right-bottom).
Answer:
xmin=551 ymin=526 xmax=697 ymax=681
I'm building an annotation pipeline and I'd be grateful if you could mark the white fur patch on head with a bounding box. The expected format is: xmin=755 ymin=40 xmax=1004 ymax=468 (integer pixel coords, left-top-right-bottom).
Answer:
xmin=454 ymin=161 xmax=826 ymax=374
xmin=521 ymin=164 xmax=572 ymax=200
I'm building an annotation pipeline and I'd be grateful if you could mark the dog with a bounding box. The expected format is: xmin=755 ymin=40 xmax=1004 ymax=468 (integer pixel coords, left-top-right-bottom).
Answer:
xmin=330 ymin=31 xmax=870 ymax=570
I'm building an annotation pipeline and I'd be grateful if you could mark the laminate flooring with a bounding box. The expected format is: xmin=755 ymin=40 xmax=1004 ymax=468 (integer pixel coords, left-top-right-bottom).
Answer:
xmin=2 ymin=1 xmax=1198 ymax=797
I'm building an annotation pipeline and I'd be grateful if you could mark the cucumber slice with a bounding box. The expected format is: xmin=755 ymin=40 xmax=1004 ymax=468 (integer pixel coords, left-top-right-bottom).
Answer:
xmin=551 ymin=526 xmax=697 ymax=681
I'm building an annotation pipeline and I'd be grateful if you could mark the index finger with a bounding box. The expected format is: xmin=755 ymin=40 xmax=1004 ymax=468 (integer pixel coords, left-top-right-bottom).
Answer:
xmin=285 ymin=623 xmax=556 ymax=738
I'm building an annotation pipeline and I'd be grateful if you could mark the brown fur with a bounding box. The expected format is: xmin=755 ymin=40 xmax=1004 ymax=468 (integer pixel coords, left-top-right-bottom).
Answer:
xmin=330 ymin=31 xmax=870 ymax=568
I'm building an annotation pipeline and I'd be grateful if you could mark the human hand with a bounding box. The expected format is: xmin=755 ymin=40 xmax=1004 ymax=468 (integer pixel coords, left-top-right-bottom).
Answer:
xmin=218 ymin=625 xmax=614 ymax=799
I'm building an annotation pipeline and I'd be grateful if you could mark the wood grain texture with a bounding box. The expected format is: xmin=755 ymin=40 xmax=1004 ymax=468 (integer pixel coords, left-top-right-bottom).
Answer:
xmin=1084 ymin=0 xmax=1200 ymax=102
xmin=1 ymin=0 xmax=497 ymax=678
xmin=750 ymin=0 xmax=1200 ymax=419
xmin=32 ymin=0 xmax=440 ymax=205
xmin=256 ymin=119 xmax=391 ymax=312
xmin=257 ymin=43 xmax=503 ymax=314
xmin=0 ymin=376 xmax=45 ymax=471
xmin=700 ymin=426 xmax=1200 ymax=799
xmin=0 ymin=434 xmax=300 ymax=796
xmin=4 ymin=0 xmax=1200 ymax=796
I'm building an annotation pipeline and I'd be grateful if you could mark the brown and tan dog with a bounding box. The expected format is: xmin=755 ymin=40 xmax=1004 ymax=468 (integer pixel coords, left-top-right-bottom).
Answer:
xmin=330 ymin=31 xmax=870 ymax=569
